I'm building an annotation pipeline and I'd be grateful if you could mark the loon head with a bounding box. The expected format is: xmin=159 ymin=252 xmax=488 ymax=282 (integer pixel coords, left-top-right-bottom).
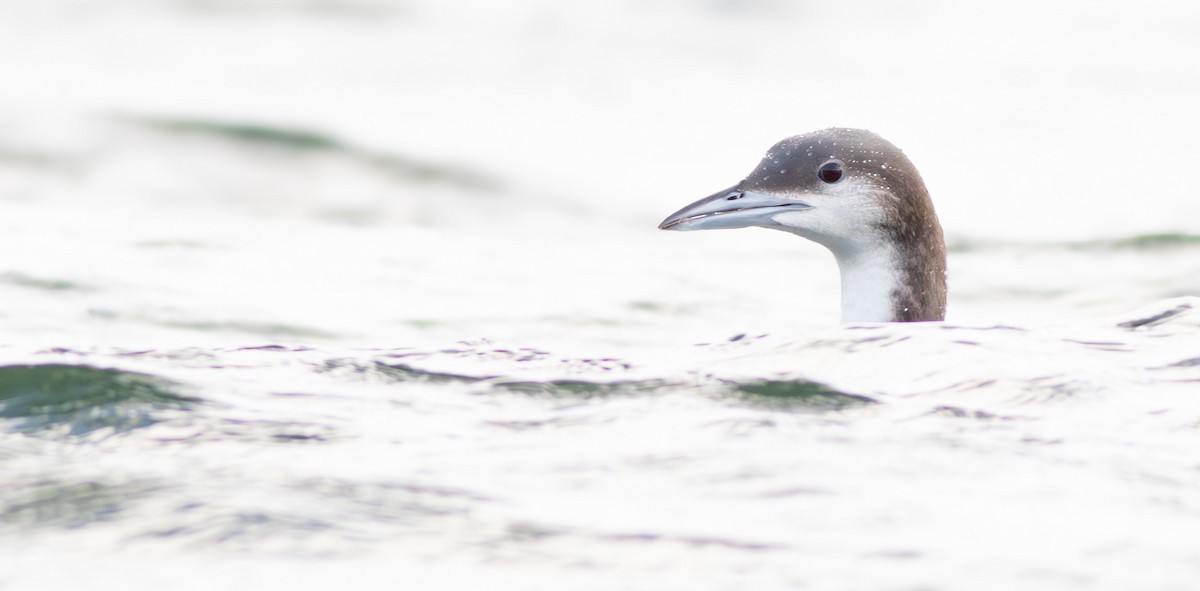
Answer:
xmin=659 ymin=128 xmax=946 ymax=323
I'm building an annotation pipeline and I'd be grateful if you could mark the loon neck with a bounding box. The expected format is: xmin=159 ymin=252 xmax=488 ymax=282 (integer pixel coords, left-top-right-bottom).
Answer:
xmin=835 ymin=246 xmax=903 ymax=323
xmin=833 ymin=240 xmax=946 ymax=323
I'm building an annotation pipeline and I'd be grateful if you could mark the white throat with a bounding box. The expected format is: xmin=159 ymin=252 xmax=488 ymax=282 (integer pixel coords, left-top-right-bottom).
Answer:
xmin=834 ymin=245 xmax=902 ymax=323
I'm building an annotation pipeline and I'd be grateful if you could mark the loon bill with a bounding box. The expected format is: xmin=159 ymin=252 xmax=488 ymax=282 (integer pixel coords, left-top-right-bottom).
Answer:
xmin=659 ymin=128 xmax=946 ymax=324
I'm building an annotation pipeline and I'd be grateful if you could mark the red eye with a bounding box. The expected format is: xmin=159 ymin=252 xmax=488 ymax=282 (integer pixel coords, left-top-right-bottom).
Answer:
xmin=818 ymin=161 xmax=844 ymax=184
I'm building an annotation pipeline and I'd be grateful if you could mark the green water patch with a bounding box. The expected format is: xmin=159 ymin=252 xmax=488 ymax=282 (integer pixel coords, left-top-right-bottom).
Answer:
xmin=947 ymin=233 xmax=1200 ymax=253
xmin=372 ymin=362 xmax=493 ymax=384
xmin=366 ymin=361 xmax=676 ymax=399
xmin=0 ymin=478 xmax=161 ymax=529
xmin=0 ymin=364 xmax=199 ymax=437
xmin=721 ymin=379 xmax=875 ymax=412
xmin=1072 ymin=233 xmax=1200 ymax=251
xmin=373 ymin=360 xmax=864 ymax=409
xmin=130 ymin=116 xmax=497 ymax=190
xmin=495 ymin=379 xmax=675 ymax=399
xmin=0 ymin=271 xmax=94 ymax=292
xmin=363 ymin=358 xmax=859 ymax=408
xmin=154 ymin=119 xmax=338 ymax=150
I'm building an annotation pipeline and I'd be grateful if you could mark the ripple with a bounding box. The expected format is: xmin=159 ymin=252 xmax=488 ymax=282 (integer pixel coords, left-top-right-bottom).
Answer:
xmin=0 ymin=364 xmax=199 ymax=438
xmin=0 ymin=477 xmax=162 ymax=529
xmin=723 ymin=380 xmax=875 ymax=412
xmin=130 ymin=116 xmax=498 ymax=190
xmin=494 ymin=378 xmax=676 ymax=398
xmin=0 ymin=271 xmax=94 ymax=292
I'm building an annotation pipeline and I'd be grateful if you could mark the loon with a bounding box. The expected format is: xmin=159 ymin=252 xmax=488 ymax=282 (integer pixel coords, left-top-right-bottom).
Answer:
xmin=659 ymin=128 xmax=946 ymax=323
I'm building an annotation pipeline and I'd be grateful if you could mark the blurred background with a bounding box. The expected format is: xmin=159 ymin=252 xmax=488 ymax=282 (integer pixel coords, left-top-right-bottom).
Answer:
xmin=6 ymin=0 xmax=1199 ymax=230
xmin=2 ymin=0 xmax=1199 ymax=349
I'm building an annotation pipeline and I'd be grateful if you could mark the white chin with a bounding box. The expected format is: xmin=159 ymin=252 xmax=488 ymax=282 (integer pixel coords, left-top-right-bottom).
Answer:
xmin=769 ymin=209 xmax=816 ymax=228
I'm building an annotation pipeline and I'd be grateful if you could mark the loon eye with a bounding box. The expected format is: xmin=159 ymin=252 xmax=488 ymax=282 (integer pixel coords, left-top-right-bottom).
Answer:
xmin=817 ymin=161 xmax=844 ymax=184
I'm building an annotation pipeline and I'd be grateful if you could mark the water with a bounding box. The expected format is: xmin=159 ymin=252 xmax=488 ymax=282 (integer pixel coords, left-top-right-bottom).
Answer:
xmin=2 ymin=1 xmax=1200 ymax=589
